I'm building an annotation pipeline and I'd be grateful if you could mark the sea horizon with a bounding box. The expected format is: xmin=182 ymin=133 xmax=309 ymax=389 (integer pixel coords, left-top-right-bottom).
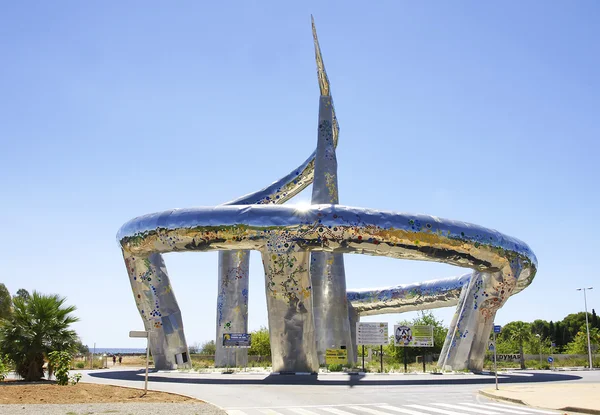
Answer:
xmin=89 ymin=348 xmax=146 ymax=354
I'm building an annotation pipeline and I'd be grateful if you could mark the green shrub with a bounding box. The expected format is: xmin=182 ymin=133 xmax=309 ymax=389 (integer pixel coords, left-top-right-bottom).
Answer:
xmin=70 ymin=373 xmax=81 ymax=385
xmin=75 ymin=362 xmax=85 ymax=369
xmin=328 ymin=364 xmax=343 ymax=372
xmin=0 ymin=292 xmax=79 ymax=381
xmin=48 ymin=351 xmax=72 ymax=386
xmin=192 ymin=360 xmax=210 ymax=370
xmin=0 ymin=355 xmax=11 ymax=381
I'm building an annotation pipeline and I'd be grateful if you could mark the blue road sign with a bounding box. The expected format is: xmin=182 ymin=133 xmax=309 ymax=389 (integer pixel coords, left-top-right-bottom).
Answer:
xmin=547 ymin=356 xmax=554 ymax=363
xmin=551 ymin=342 xmax=556 ymax=348
xmin=494 ymin=325 xmax=501 ymax=333
xmin=223 ymin=333 xmax=251 ymax=348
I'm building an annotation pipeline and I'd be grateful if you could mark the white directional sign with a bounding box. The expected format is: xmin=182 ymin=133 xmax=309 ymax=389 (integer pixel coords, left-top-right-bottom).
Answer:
xmin=357 ymin=322 xmax=389 ymax=345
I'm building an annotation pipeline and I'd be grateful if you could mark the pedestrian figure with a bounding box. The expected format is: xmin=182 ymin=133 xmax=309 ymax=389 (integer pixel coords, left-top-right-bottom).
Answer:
xmin=112 ymin=355 xmax=116 ymax=365
xmin=118 ymin=355 xmax=122 ymax=365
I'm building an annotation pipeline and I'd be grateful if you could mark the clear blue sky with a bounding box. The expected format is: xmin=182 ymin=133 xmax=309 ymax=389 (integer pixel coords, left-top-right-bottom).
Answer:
xmin=1 ymin=1 xmax=598 ymax=348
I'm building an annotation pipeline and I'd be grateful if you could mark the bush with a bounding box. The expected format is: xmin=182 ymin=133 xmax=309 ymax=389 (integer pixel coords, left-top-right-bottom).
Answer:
xmin=525 ymin=360 xmax=550 ymax=370
xmin=48 ymin=351 xmax=72 ymax=386
xmin=192 ymin=360 xmax=211 ymax=370
xmin=75 ymin=362 xmax=85 ymax=369
xmin=328 ymin=364 xmax=343 ymax=372
xmin=0 ymin=355 xmax=10 ymax=381
xmin=0 ymin=292 xmax=78 ymax=381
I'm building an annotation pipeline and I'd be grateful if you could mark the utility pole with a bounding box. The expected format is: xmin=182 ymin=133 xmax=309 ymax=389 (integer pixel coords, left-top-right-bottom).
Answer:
xmin=576 ymin=287 xmax=594 ymax=369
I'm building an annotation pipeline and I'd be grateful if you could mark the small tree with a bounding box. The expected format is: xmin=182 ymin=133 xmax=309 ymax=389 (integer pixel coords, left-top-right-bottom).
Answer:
xmin=0 ymin=284 xmax=11 ymax=321
xmin=248 ymin=327 xmax=271 ymax=356
xmin=0 ymin=292 xmax=79 ymax=381
xmin=565 ymin=328 xmax=600 ymax=355
xmin=199 ymin=340 xmax=216 ymax=355
xmin=505 ymin=321 xmax=531 ymax=369
xmin=14 ymin=289 xmax=31 ymax=302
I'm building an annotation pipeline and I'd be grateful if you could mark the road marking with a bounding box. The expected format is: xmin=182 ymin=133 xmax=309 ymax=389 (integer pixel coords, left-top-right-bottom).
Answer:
xmin=375 ymin=405 xmax=432 ymax=415
xmin=461 ymin=403 xmax=532 ymax=414
xmin=289 ymin=408 xmax=322 ymax=415
xmin=321 ymin=407 xmax=360 ymax=415
xmin=259 ymin=410 xmax=287 ymax=415
xmin=226 ymin=403 xmax=390 ymax=410
xmin=227 ymin=411 xmax=249 ymax=415
xmin=405 ymin=404 xmax=464 ymax=415
xmin=486 ymin=403 xmax=558 ymax=414
xmin=432 ymin=403 xmax=502 ymax=414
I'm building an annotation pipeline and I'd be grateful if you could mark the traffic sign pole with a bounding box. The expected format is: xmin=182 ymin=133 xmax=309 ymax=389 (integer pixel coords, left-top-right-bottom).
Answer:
xmin=362 ymin=345 xmax=365 ymax=373
xmin=144 ymin=337 xmax=150 ymax=395
xmin=494 ymin=331 xmax=498 ymax=390
xmin=129 ymin=330 xmax=150 ymax=395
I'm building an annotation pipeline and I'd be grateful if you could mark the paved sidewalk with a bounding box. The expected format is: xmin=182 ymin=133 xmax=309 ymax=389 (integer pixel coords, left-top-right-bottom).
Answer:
xmin=481 ymin=383 xmax=600 ymax=414
xmin=0 ymin=402 xmax=223 ymax=415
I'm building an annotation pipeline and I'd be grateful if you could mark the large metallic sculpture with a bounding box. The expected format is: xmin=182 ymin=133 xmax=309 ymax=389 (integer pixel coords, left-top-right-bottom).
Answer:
xmin=118 ymin=18 xmax=537 ymax=373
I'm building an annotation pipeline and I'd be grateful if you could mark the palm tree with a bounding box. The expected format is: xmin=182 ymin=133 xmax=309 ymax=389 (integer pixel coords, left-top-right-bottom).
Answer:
xmin=0 ymin=292 xmax=78 ymax=381
xmin=510 ymin=321 xmax=532 ymax=369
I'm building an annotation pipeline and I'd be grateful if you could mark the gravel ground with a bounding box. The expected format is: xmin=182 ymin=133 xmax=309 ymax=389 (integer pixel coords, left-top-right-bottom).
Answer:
xmin=0 ymin=402 xmax=226 ymax=415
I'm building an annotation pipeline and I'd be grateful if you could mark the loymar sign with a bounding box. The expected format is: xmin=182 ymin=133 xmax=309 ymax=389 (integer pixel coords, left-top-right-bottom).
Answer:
xmin=496 ymin=354 xmax=521 ymax=362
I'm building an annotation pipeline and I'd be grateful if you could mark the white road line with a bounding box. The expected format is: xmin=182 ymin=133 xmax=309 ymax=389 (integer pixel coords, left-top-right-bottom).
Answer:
xmin=432 ymin=403 xmax=502 ymax=414
xmin=227 ymin=411 xmax=249 ymax=415
xmin=486 ymin=403 xmax=558 ymax=414
xmin=259 ymin=410 xmax=287 ymax=415
xmin=405 ymin=404 xmax=464 ymax=415
xmin=374 ymin=405 xmax=432 ymax=415
xmin=461 ymin=403 xmax=532 ymax=414
xmin=289 ymin=408 xmax=322 ymax=415
xmin=226 ymin=404 xmax=390 ymax=410
xmin=321 ymin=407 xmax=360 ymax=415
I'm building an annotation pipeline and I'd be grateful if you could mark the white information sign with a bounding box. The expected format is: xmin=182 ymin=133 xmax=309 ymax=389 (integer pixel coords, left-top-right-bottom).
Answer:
xmin=357 ymin=322 xmax=389 ymax=345
xmin=394 ymin=325 xmax=434 ymax=347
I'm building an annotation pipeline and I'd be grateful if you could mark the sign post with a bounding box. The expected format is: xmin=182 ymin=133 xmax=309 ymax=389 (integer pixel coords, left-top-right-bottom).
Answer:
xmin=493 ymin=325 xmax=501 ymax=390
xmin=362 ymin=345 xmax=365 ymax=372
xmin=356 ymin=322 xmax=388 ymax=373
xmin=129 ymin=330 xmax=150 ymax=395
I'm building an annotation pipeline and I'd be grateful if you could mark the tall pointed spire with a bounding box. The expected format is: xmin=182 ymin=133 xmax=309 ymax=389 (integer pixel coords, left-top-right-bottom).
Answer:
xmin=311 ymin=15 xmax=339 ymax=145
xmin=311 ymin=15 xmax=330 ymax=97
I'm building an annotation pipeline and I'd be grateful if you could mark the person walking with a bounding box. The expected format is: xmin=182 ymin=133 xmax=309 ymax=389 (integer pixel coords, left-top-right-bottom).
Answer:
xmin=118 ymin=355 xmax=122 ymax=365
xmin=112 ymin=355 xmax=116 ymax=366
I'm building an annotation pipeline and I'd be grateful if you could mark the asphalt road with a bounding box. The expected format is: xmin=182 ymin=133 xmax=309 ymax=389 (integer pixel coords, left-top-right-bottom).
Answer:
xmin=81 ymin=369 xmax=600 ymax=415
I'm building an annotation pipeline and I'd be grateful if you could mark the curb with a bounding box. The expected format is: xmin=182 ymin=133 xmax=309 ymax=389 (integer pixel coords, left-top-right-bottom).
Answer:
xmin=80 ymin=372 xmax=228 ymax=413
xmin=478 ymin=390 xmax=527 ymax=406
xmin=560 ymin=407 xmax=600 ymax=415
xmin=479 ymin=390 xmax=600 ymax=415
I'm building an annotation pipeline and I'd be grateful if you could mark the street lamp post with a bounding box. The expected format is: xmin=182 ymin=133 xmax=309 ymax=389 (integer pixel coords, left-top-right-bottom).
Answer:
xmin=576 ymin=287 xmax=594 ymax=369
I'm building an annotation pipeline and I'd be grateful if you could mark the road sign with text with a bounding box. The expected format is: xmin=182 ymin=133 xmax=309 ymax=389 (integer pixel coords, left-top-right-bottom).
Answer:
xmin=394 ymin=325 xmax=434 ymax=347
xmin=223 ymin=333 xmax=251 ymax=348
xmin=357 ymin=322 xmax=389 ymax=345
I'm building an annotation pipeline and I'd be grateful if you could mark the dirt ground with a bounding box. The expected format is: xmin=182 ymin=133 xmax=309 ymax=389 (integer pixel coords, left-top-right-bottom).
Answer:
xmin=0 ymin=381 xmax=201 ymax=404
